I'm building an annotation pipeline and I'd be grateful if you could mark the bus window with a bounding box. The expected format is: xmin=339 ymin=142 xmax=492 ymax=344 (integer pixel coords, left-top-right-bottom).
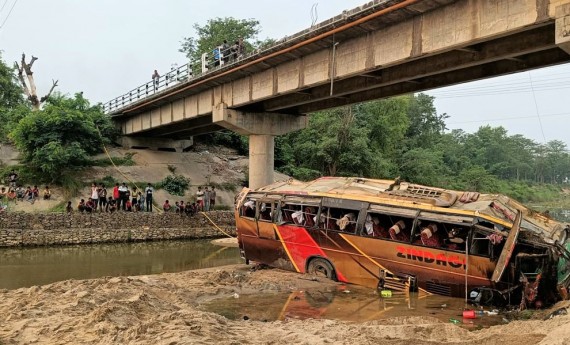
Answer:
xmin=363 ymin=212 xmax=390 ymax=238
xmin=471 ymin=220 xmax=506 ymax=258
xmin=279 ymin=203 xmax=321 ymax=228
xmin=323 ymin=207 xmax=358 ymax=233
xmin=281 ymin=203 xmax=302 ymax=225
xmin=470 ymin=230 xmax=492 ymax=257
xmin=412 ymin=219 xmax=470 ymax=251
xmin=240 ymin=198 xmax=256 ymax=218
xmin=258 ymin=201 xmax=277 ymax=222
xmin=303 ymin=206 xmax=318 ymax=228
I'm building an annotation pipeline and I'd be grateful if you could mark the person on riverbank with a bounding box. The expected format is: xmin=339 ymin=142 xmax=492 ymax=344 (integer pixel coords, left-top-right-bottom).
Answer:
xmin=163 ymin=200 xmax=172 ymax=212
xmin=137 ymin=190 xmax=145 ymax=212
xmin=32 ymin=186 xmax=39 ymax=199
xmin=65 ymin=201 xmax=72 ymax=213
xmin=118 ymin=183 xmax=128 ymax=210
xmin=7 ymin=170 xmax=18 ymax=188
xmin=43 ymin=186 xmax=51 ymax=200
xmin=107 ymin=196 xmax=117 ymax=213
xmin=145 ymin=183 xmax=154 ymax=212
xmin=90 ymin=183 xmax=99 ymax=211
xmin=98 ymin=184 xmax=107 ymax=212
xmin=203 ymin=187 xmax=211 ymax=212
xmin=210 ymin=186 xmax=216 ymax=210
xmin=196 ymin=187 xmax=204 ymax=212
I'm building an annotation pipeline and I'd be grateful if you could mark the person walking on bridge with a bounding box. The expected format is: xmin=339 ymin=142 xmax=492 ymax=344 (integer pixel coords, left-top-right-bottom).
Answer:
xmin=152 ymin=69 xmax=160 ymax=91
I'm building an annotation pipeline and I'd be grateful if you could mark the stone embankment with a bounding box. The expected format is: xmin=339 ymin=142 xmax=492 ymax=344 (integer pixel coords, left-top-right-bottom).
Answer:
xmin=0 ymin=211 xmax=236 ymax=247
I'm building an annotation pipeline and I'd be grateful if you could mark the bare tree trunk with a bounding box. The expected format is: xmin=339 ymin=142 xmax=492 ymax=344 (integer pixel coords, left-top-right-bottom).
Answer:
xmin=14 ymin=53 xmax=58 ymax=110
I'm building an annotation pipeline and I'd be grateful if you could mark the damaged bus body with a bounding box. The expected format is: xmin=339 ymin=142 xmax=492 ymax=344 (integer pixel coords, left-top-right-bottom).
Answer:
xmin=235 ymin=177 xmax=570 ymax=307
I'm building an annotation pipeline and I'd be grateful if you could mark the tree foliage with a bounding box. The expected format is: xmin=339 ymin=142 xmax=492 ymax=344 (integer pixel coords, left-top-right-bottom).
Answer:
xmin=179 ymin=17 xmax=264 ymax=62
xmin=0 ymin=54 xmax=26 ymax=140
xmin=265 ymin=93 xmax=570 ymax=202
xmin=10 ymin=93 xmax=117 ymax=182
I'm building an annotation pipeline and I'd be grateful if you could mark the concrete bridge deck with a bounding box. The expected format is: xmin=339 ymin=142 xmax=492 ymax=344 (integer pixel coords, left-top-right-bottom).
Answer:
xmin=105 ymin=0 xmax=570 ymax=188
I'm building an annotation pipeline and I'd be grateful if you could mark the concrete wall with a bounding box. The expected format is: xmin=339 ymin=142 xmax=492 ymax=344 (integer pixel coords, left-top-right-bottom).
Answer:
xmin=0 ymin=211 xmax=236 ymax=247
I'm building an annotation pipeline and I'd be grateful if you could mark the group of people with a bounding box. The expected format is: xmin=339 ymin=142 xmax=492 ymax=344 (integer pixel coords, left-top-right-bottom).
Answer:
xmin=75 ymin=182 xmax=154 ymax=213
xmin=162 ymin=185 xmax=217 ymax=214
xmin=212 ymin=38 xmax=245 ymax=67
xmin=1 ymin=170 xmax=51 ymax=210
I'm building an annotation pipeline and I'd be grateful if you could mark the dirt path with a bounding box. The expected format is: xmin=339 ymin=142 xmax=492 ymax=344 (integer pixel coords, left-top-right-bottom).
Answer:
xmin=1 ymin=265 xmax=569 ymax=345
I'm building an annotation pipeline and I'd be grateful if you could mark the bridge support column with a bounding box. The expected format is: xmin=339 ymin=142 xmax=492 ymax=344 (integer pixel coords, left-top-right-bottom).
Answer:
xmin=213 ymin=103 xmax=307 ymax=189
xmin=556 ymin=4 xmax=570 ymax=55
xmin=249 ymin=135 xmax=275 ymax=189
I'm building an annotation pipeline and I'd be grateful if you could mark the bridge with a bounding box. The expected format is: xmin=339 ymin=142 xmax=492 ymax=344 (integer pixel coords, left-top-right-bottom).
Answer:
xmin=105 ymin=0 xmax=570 ymax=189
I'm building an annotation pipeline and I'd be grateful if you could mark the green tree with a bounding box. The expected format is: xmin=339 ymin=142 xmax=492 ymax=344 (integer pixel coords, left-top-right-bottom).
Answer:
xmin=179 ymin=17 xmax=263 ymax=62
xmin=10 ymin=93 xmax=117 ymax=182
xmin=0 ymin=53 xmax=26 ymax=140
xmin=404 ymin=93 xmax=448 ymax=149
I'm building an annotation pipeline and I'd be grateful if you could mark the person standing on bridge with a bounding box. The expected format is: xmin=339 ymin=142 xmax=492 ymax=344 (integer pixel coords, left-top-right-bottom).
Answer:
xmin=152 ymin=69 xmax=160 ymax=91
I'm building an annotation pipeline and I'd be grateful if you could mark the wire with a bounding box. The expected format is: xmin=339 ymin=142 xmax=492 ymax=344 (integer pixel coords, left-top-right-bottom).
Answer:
xmin=310 ymin=3 xmax=319 ymax=27
xmin=0 ymin=0 xmax=18 ymax=30
xmin=447 ymin=111 xmax=570 ymax=125
xmin=0 ymin=0 xmax=8 ymax=13
xmin=528 ymin=72 xmax=547 ymax=143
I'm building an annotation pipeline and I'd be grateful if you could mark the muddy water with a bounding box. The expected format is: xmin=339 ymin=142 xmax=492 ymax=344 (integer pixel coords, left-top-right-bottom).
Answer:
xmin=202 ymin=285 xmax=505 ymax=329
xmin=0 ymin=240 xmax=241 ymax=290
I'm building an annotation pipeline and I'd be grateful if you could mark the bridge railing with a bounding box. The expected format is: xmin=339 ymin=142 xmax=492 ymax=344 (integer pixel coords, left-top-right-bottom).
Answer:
xmin=103 ymin=44 xmax=252 ymax=114
xmin=103 ymin=0 xmax=385 ymax=114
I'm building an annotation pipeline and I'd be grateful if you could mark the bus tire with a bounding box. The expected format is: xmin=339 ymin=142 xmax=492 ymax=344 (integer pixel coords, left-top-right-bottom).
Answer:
xmin=307 ymin=258 xmax=336 ymax=281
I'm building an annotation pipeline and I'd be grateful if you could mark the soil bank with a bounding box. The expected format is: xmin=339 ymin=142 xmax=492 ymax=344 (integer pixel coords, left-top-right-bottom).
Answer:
xmin=1 ymin=265 xmax=570 ymax=345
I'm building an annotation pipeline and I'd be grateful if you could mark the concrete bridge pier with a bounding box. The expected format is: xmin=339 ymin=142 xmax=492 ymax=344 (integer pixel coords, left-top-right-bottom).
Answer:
xmin=213 ymin=103 xmax=307 ymax=189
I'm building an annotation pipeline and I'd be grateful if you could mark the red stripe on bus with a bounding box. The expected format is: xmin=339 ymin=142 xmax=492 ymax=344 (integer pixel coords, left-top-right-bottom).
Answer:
xmin=276 ymin=225 xmax=347 ymax=282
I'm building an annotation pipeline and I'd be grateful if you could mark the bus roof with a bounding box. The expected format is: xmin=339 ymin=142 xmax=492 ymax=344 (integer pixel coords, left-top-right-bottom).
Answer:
xmin=253 ymin=177 xmax=567 ymax=243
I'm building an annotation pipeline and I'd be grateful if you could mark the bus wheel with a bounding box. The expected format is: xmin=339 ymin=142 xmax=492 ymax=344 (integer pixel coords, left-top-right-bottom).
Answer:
xmin=307 ymin=258 xmax=335 ymax=281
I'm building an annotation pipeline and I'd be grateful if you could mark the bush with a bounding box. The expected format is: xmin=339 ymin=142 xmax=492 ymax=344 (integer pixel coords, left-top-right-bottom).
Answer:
xmin=158 ymin=174 xmax=190 ymax=196
xmin=210 ymin=181 xmax=239 ymax=192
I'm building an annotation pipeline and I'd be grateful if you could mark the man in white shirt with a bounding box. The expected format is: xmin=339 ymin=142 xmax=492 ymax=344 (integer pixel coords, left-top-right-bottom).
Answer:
xmin=196 ymin=186 xmax=204 ymax=212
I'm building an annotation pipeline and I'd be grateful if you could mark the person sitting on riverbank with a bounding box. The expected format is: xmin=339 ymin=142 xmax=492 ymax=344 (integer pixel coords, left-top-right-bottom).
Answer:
xmin=163 ymin=200 xmax=172 ymax=212
xmin=24 ymin=186 xmax=35 ymax=204
xmin=107 ymin=196 xmax=117 ymax=213
xmin=125 ymin=198 xmax=132 ymax=212
xmin=65 ymin=201 xmax=73 ymax=213
xmin=32 ymin=185 xmax=39 ymax=199
xmin=78 ymin=199 xmax=86 ymax=212
xmin=7 ymin=188 xmax=16 ymax=203
xmin=15 ymin=186 xmax=25 ymax=202
xmin=184 ymin=201 xmax=194 ymax=216
xmin=174 ymin=201 xmax=181 ymax=213
xmin=85 ymin=199 xmax=95 ymax=213
xmin=43 ymin=186 xmax=51 ymax=200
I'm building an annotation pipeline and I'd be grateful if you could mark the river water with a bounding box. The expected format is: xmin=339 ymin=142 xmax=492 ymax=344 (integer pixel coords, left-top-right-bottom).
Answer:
xmin=0 ymin=240 xmax=241 ymax=290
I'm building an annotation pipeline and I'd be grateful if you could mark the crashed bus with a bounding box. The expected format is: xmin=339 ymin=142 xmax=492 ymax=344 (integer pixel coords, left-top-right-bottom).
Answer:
xmin=235 ymin=177 xmax=570 ymax=307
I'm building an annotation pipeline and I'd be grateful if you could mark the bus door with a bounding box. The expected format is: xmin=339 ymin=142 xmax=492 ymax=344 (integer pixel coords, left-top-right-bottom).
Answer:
xmin=256 ymin=199 xmax=279 ymax=240
xmin=492 ymin=210 xmax=522 ymax=282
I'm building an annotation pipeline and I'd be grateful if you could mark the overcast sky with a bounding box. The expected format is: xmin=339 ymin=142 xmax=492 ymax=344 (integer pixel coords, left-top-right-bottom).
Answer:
xmin=1 ymin=0 xmax=569 ymax=147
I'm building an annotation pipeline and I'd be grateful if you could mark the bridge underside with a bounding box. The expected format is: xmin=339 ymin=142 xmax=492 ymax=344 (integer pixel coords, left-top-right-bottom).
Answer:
xmin=133 ymin=23 xmax=567 ymax=139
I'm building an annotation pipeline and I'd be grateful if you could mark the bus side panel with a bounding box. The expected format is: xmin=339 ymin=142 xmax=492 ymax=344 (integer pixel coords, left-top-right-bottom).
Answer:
xmin=346 ymin=235 xmax=496 ymax=296
xmin=237 ymin=217 xmax=295 ymax=272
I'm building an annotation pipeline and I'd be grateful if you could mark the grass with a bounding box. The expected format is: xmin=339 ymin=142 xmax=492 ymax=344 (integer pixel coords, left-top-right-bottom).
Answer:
xmin=48 ymin=201 xmax=68 ymax=213
xmin=210 ymin=181 xmax=239 ymax=192
xmin=90 ymin=152 xmax=136 ymax=167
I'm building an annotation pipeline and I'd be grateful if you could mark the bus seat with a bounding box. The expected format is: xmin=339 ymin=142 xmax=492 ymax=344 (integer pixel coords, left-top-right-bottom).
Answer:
xmin=420 ymin=224 xmax=442 ymax=248
xmin=304 ymin=207 xmax=315 ymax=227
xmin=389 ymin=220 xmax=409 ymax=242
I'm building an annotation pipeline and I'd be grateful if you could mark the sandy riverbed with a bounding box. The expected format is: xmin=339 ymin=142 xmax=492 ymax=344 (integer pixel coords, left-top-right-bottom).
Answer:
xmin=1 ymin=265 xmax=569 ymax=345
